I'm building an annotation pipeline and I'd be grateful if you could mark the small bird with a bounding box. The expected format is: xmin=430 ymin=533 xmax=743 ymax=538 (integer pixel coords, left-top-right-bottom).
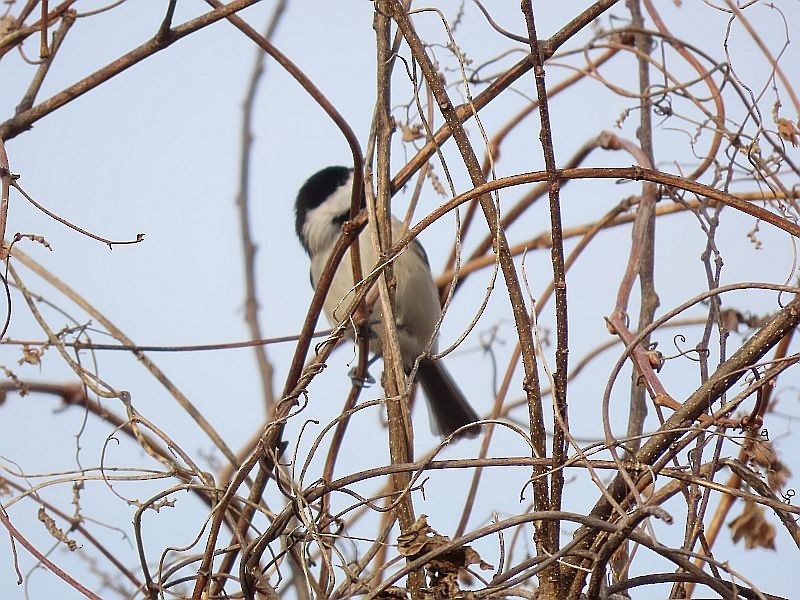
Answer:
xmin=294 ymin=165 xmax=480 ymax=438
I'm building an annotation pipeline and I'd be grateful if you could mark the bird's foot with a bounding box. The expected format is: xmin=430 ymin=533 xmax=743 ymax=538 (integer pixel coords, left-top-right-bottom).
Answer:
xmin=348 ymin=366 xmax=376 ymax=389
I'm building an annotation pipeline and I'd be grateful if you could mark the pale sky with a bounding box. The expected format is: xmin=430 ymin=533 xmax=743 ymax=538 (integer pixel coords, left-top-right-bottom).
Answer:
xmin=1 ymin=2 xmax=798 ymax=598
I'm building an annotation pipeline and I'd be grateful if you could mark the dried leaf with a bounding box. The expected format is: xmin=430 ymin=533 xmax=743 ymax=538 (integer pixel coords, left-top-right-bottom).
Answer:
xmin=776 ymin=118 xmax=799 ymax=147
xmin=0 ymin=16 xmax=14 ymax=37
xmin=729 ymin=501 xmax=776 ymax=550
xmin=746 ymin=440 xmax=791 ymax=492
xmin=719 ymin=308 xmax=744 ymax=333
xmin=400 ymin=123 xmax=426 ymax=142
xmin=397 ymin=515 xmax=435 ymax=557
xmin=767 ymin=459 xmax=791 ymax=492
xmin=747 ymin=439 xmax=776 ymax=469
xmin=38 ymin=508 xmax=78 ymax=551
xmin=428 ymin=567 xmax=460 ymax=598
xmin=397 ymin=515 xmax=493 ymax=597
xmin=18 ymin=345 xmax=43 ymax=367
xmin=464 ymin=546 xmax=493 ymax=571
xmin=646 ymin=349 xmax=664 ymax=371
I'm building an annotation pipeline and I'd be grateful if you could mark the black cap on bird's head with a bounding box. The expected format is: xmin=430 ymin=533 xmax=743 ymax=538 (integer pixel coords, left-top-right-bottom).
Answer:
xmin=295 ymin=166 xmax=353 ymax=251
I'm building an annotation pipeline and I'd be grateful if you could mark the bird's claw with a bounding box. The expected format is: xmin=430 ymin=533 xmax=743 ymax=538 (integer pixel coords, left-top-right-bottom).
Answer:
xmin=348 ymin=366 xmax=376 ymax=388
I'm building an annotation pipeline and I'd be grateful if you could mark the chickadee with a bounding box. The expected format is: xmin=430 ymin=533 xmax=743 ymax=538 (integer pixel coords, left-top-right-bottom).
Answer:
xmin=294 ymin=166 xmax=480 ymax=438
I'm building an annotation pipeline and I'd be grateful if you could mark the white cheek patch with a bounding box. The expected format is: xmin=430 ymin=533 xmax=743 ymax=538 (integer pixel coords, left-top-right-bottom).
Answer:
xmin=302 ymin=174 xmax=355 ymax=255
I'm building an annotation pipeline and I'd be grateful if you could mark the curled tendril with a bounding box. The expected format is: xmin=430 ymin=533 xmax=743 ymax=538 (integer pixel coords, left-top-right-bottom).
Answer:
xmin=658 ymin=333 xmax=710 ymax=363
xmin=649 ymin=86 xmax=673 ymax=117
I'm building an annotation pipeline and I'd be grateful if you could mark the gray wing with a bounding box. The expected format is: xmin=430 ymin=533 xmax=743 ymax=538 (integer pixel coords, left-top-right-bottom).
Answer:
xmin=410 ymin=238 xmax=431 ymax=268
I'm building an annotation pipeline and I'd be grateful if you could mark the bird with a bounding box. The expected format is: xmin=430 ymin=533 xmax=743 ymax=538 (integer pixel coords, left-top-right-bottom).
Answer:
xmin=294 ymin=165 xmax=480 ymax=438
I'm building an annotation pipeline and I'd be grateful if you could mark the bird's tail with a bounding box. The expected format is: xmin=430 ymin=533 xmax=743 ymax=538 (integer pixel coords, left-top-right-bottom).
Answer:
xmin=416 ymin=359 xmax=480 ymax=438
